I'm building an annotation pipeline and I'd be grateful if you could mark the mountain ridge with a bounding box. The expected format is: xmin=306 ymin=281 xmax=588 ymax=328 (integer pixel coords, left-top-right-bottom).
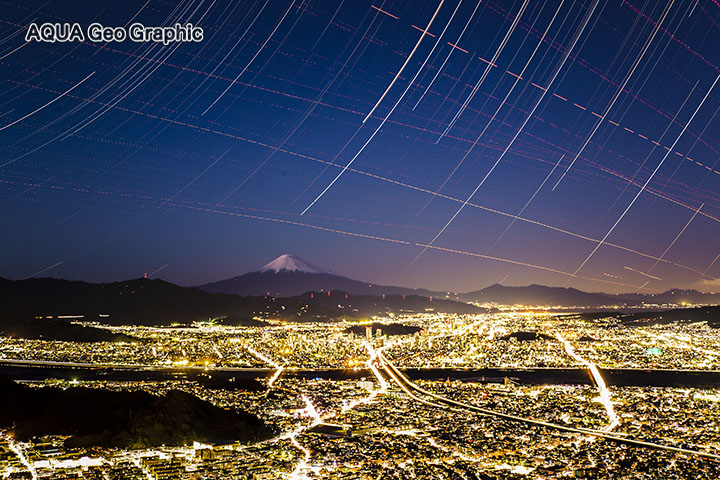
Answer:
xmin=197 ymin=254 xmax=720 ymax=307
xmin=0 ymin=275 xmax=482 ymax=326
xmin=461 ymin=283 xmax=720 ymax=307
xmin=198 ymin=254 xmax=441 ymax=298
xmin=3 ymin=255 xmax=719 ymax=313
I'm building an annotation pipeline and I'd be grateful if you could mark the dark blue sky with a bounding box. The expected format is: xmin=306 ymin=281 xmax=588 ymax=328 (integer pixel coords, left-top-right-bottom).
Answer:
xmin=1 ymin=0 xmax=720 ymax=293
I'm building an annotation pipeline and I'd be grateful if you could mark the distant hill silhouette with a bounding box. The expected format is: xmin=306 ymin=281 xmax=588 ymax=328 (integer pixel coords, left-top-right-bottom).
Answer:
xmin=557 ymin=305 xmax=720 ymax=328
xmin=0 ymin=313 xmax=138 ymax=342
xmin=460 ymin=284 xmax=720 ymax=308
xmin=461 ymin=284 xmax=617 ymax=307
xmin=617 ymin=289 xmax=720 ymax=306
xmin=0 ymin=277 xmax=481 ymax=326
xmin=0 ymin=377 xmax=274 ymax=448
xmin=619 ymin=305 xmax=720 ymax=327
xmin=0 ymin=276 xmax=267 ymax=325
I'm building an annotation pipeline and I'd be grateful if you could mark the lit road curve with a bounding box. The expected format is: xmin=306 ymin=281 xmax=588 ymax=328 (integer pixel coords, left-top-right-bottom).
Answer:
xmin=556 ymin=332 xmax=620 ymax=431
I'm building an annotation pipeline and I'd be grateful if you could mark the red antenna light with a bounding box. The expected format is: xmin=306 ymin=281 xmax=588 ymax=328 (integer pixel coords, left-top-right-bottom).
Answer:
xmin=382 ymin=294 xmax=385 ymax=300
xmin=345 ymin=293 xmax=348 ymax=299
xmin=429 ymin=296 xmax=433 ymax=302
xmin=144 ymin=273 xmax=147 ymax=279
xmin=311 ymin=292 xmax=314 ymax=298
xmin=328 ymin=291 xmax=331 ymax=296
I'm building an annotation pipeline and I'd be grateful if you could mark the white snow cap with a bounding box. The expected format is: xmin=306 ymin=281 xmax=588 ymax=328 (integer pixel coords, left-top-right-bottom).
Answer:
xmin=260 ymin=254 xmax=331 ymax=274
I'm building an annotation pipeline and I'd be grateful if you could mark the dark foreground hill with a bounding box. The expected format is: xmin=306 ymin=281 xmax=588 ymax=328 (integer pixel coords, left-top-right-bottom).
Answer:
xmin=0 ymin=277 xmax=482 ymax=326
xmin=0 ymin=377 xmax=274 ymax=448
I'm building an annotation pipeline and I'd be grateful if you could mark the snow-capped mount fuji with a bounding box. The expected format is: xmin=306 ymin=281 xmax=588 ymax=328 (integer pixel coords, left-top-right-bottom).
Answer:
xmin=196 ymin=254 xmax=439 ymax=298
xmin=260 ymin=254 xmax=332 ymax=274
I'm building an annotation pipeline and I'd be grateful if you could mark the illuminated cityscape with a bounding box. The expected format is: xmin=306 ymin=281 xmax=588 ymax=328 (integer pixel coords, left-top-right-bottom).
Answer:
xmin=3 ymin=0 xmax=720 ymax=478
xmin=2 ymin=308 xmax=720 ymax=478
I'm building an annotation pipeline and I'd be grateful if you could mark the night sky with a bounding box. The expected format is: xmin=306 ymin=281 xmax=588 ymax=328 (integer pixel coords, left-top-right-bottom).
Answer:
xmin=2 ymin=0 xmax=720 ymax=294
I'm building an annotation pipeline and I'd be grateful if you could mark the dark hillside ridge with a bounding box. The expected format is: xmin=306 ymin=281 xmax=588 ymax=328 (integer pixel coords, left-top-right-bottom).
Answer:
xmin=0 ymin=377 xmax=274 ymax=448
xmin=0 ymin=277 xmax=482 ymax=326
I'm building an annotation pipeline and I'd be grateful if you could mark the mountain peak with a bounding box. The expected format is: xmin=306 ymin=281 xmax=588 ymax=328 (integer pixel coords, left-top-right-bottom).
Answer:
xmin=260 ymin=254 xmax=331 ymax=274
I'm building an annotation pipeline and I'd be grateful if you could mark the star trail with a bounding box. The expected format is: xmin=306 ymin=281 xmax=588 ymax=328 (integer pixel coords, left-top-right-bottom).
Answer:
xmin=1 ymin=0 xmax=720 ymax=294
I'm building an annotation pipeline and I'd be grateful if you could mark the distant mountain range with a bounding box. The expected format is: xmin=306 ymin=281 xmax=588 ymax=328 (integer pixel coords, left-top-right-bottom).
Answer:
xmin=564 ymin=305 xmax=720 ymax=328
xmin=0 ymin=274 xmax=482 ymax=328
xmin=1 ymin=255 xmax=718 ymax=332
xmin=461 ymin=283 xmax=720 ymax=307
xmin=460 ymin=284 xmax=616 ymax=307
xmin=618 ymin=305 xmax=720 ymax=327
xmin=0 ymin=276 xmax=262 ymax=326
xmin=198 ymin=254 xmax=720 ymax=308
